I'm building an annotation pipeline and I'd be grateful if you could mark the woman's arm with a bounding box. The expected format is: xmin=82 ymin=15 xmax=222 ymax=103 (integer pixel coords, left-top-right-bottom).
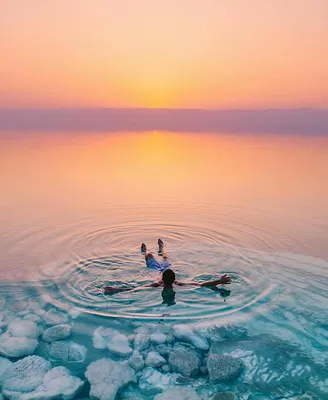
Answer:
xmin=200 ymin=274 xmax=232 ymax=286
xmin=174 ymin=274 xmax=231 ymax=287
xmin=174 ymin=280 xmax=200 ymax=287
xmin=104 ymin=281 xmax=161 ymax=295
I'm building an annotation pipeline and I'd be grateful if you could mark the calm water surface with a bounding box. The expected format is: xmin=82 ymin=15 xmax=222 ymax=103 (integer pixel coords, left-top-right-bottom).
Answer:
xmin=0 ymin=131 xmax=328 ymax=399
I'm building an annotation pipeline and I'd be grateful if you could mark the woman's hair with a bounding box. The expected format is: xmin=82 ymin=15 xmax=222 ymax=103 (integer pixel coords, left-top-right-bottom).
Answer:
xmin=162 ymin=269 xmax=176 ymax=285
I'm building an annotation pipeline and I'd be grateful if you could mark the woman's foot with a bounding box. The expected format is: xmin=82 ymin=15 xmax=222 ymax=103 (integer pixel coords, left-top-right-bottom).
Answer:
xmin=141 ymin=243 xmax=147 ymax=254
xmin=158 ymin=238 xmax=164 ymax=256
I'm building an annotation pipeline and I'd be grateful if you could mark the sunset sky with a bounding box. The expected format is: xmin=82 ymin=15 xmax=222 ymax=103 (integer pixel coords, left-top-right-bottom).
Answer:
xmin=1 ymin=0 xmax=328 ymax=109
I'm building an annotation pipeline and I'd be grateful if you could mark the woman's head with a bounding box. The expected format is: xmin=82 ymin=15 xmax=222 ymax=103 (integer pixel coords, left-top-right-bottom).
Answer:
xmin=162 ymin=269 xmax=176 ymax=286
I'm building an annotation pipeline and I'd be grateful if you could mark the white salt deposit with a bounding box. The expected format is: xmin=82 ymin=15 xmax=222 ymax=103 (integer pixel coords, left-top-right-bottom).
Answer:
xmin=0 ymin=335 xmax=38 ymax=358
xmin=145 ymin=351 xmax=166 ymax=368
xmin=85 ymin=358 xmax=136 ymax=400
xmin=93 ymin=326 xmax=132 ymax=357
xmin=154 ymin=387 xmax=201 ymax=400
xmin=7 ymin=319 xmax=40 ymax=339
xmin=173 ymin=324 xmax=209 ymax=350
xmin=42 ymin=324 xmax=72 ymax=343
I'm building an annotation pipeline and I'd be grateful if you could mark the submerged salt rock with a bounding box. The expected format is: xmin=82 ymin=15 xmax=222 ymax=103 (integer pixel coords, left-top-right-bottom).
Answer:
xmin=134 ymin=333 xmax=150 ymax=351
xmin=10 ymin=300 xmax=28 ymax=313
xmin=161 ymin=364 xmax=171 ymax=373
xmin=68 ymin=308 xmax=81 ymax=319
xmin=85 ymin=358 xmax=136 ymax=400
xmin=145 ymin=351 xmax=166 ymax=368
xmin=23 ymin=313 xmax=41 ymax=323
xmin=207 ymin=354 xmax=243 ymax=382
xmin=128 ymin=350 xmax=144 ymax=371
xmin=27 ymin=298 xmax=42 ymax=311
xmin=120 ymin=387 xmax=147 ymax=400
xmin=173 ymin=324 xmax=209 ymax=351
xmin=0 ymin=334 xmax=38 ymax=358
xmin=154 ymin=387 xmax=201 ymax=400
xmin=156 ymin=344 xmax=171 ymax=357
xmin=168 ymin=344 xmax=200 ymax=377
xmin=2 ymin=356 xmax=51 ymax=393
xmin=93 ymin=326 xmax=132 ymax=357
xmin=211 ymin=392 xmax=237 ymax=400
xmin=42 ymin=324 xmax=72 ymax=343
xmin=7 ymin=319 xmax=39 ymax=338
xmin=150 ymin=333 xmax=167 ymax=345
xmin=2 ymin=357 xmax=83 ymax=400
xmin=43 ymin=309 xmax=69 ymax=325
xmin=139 ymin=368 xmax=179 ymax=396
xmin=49 ymin=341 xmax=87 ymax=363
xmin=0 ymin=298 xmax=6 ymax=310
xmin=38 ymin=366 xmax=84 ymax=400
xmin=0 ymin=357 xmax=13 ymax=383
xmin=108 ymin=333 xmax=133 ymax=357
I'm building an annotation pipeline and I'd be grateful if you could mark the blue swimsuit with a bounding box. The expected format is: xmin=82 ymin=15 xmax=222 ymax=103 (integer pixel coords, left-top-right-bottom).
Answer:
xmin=146 ymin=258 xmax=171 ymax=272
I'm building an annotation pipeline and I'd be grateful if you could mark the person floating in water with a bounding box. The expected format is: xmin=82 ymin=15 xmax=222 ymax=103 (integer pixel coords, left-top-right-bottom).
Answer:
xmin=104 ymin=239 xmax=232 ymax=303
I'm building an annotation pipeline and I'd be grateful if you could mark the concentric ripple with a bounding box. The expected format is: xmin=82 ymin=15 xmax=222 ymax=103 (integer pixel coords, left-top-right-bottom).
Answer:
xmin=29 ymin=204 xmax=297 ymax=321
xmin=2 ymin=203 xmax=328 ymax=326
xmin=51 ymin=243 xmax=275 ymax=320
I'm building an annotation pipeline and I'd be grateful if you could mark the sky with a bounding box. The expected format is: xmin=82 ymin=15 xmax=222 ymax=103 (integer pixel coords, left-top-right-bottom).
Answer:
xmin=1 ymin=0 xmax=328 ymax=109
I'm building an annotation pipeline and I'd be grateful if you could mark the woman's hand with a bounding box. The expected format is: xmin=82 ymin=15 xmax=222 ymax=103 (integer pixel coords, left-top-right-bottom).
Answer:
xmin=218 ymin=274 xmax=232 ymax=285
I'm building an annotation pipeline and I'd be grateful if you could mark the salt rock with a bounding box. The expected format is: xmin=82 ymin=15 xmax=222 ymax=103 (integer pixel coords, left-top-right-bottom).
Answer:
xmin=85 ymin=358 xmax=136 ymax=400
xmin=207 ymin=354 xmax=243 ymax=382
xmin=68 ymin=308 xmax=81 ymax=319
xmin=49 ymin=341 xmax=87 ymax=363
xmin=42 ymin=324 xmax=72 ymax=343
xmin=150 ymin=333 xmax=166 ymax=345
xmin=128 ymin=350 xmax=144 ymax=371
xmin=120 ymin=388 xmax=147 ymax=400
xmin=0 ymin=298 xmax=6 ymax=310
xmin=43 ymin=309 xmax=69 ymax=325
xmin=154 ymin=387 xmax=201 ymax=400
xmin=93 ymin=326 xmax=132 ymax=357
xmin=211 ymin=392 xmax=237 ymax=400
xmin=173 ymin=324 xmax=209 ymax=351
xmin=27 ymin=298 xmax=42 ymax=312
xmin=2 ymin=357 xmax=83 ymax=400
xmin=23 ymin=314 xmax=41 ymax=323
xmin=36 ymin=366 xmax=84 ymax=400
xmin=2 ymin=356 xmax=51 ymax=393
xmin=0 ymin=357 xmax=13 ymax=383
xmin=10 ymin=300 xmax=28 ymax=313
xmin=133 ymin=333 xmax=150 ymax=351
xmin=168 ymin=344 xmax=200 ymax=377
xmin=7 ymin=319 xmax=39 ymax=338
xmin=0 ymin=334 xmax=38 ymax=358
xmin=156 ymin=344 xmax=171 ymax=357
xmin=161 ymin=365 xmax=171 ymax=373
xmin=145 ymin=351 xmax=166 ymax=368
xmin=139 ymin=368 xmax=179 ymax=396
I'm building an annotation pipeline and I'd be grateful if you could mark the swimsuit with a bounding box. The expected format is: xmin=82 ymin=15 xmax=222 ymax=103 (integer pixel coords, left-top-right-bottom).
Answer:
xmin=146 ymin=257 xmax=171 ymax=272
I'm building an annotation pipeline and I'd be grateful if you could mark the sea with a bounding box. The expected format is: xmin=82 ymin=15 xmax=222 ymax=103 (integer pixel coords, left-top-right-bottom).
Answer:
xmin=0 ymin=131 xmax=327 ymax=399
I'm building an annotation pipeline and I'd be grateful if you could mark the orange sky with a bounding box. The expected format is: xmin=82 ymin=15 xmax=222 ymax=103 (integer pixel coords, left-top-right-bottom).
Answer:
xmin=1 ymin=0 xmax=328 ymax=108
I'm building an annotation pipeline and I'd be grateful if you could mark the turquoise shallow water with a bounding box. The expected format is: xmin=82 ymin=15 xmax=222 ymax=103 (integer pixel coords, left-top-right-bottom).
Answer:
xmin=0 ymin=132 xmax=328 ymax=399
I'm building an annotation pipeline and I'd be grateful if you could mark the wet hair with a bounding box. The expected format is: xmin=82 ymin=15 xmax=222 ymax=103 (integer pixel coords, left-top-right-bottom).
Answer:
xmin=162 ymin=269 xmax=176 ymax=286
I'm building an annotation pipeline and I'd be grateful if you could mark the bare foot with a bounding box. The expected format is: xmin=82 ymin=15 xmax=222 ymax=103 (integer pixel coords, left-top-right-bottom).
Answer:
xmin=141 ymin=243 xmax=147 ymax=254
xmin=158 ymin=238 xmax=164 ymax=255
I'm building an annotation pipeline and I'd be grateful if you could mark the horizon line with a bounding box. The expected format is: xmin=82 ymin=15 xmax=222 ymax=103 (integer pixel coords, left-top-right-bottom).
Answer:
xmin=1 ymin=106 xmax=328 ymax=111
xmin=1 ymin=108 xmax=328 ymax=134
